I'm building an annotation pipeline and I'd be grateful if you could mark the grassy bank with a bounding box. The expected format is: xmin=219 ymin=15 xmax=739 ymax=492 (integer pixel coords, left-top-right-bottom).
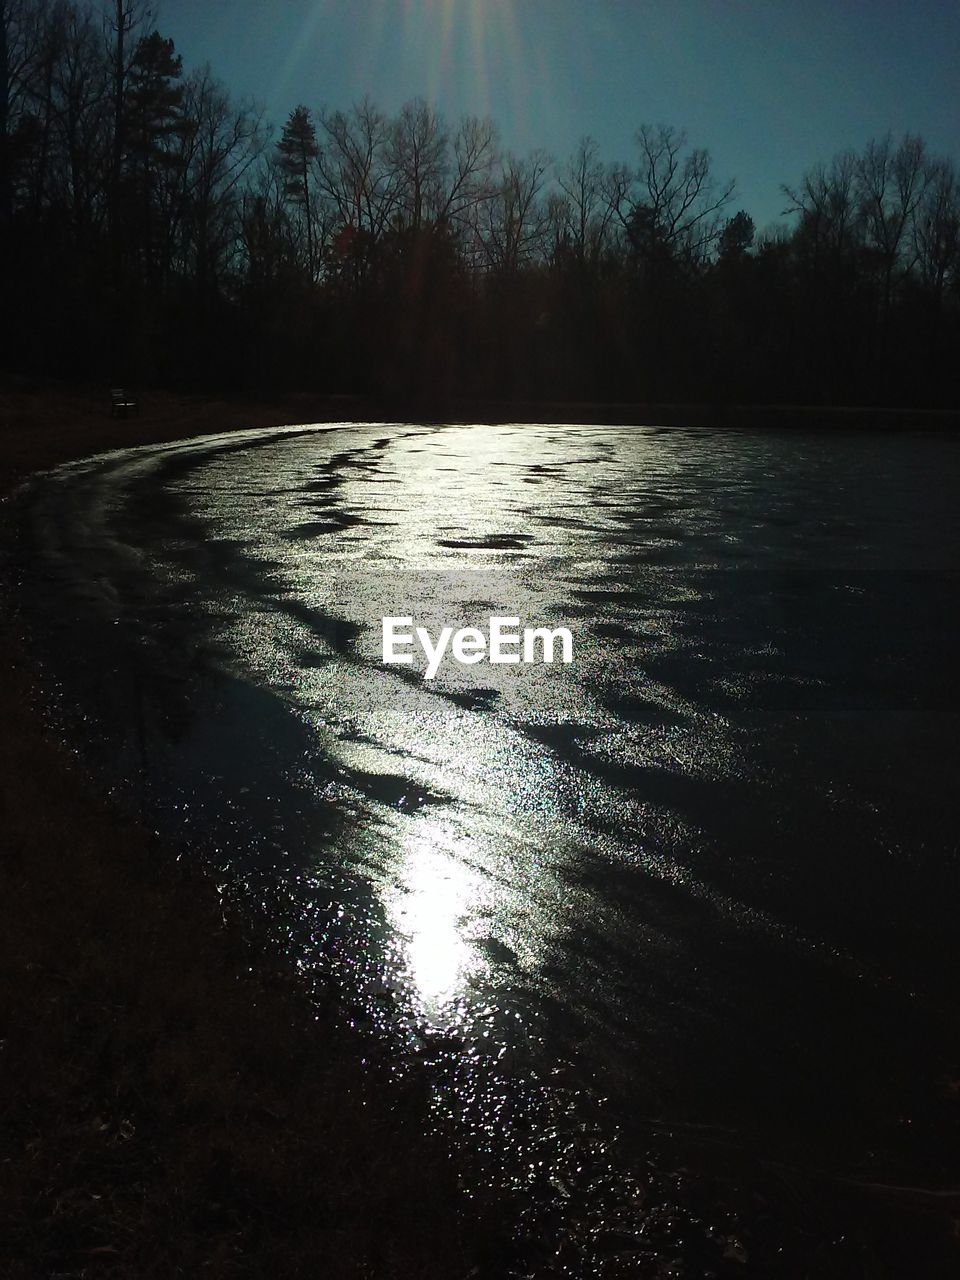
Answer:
xmin=0 ymin=386 xmax=503 ymax=1278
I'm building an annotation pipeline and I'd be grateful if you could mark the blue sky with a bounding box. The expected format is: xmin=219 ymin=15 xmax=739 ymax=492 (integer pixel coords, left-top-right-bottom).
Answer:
xmin=155 ymin=0 xmax=960 ymax=232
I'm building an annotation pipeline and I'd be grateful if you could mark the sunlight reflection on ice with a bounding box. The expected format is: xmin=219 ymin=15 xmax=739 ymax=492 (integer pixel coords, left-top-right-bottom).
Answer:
xmin=23 ymin=417 xmax=960 ymax=1262
xmin=385 ymin=818 xmax=489 ymax=1014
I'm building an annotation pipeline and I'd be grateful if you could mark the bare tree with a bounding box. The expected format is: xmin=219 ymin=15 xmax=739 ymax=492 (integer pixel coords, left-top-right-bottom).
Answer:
xmin=240 ymin=158 xmax=298 ymax=285
xmin=107 ymin=0 xmax=151 ymax=233
xmin=1 ymin=0 xmax=55 ymax=221
xmin=0 ymin=0 xmax=9 ymax=220
xmin=435 ymin=113 xmax=497 ymax=234
xmin=385 ymin=100 xmax=498 ymax=255
xmin=782 ymin=149 xmax=859 ymax=263
xmin=18 ymin=0 xmax=65 ymax=214
xmin=50 ymin=2 xmax=112 ymax=238
xmin=614 ymin=123 xmax=735 ymax=263
xmin=553 ymin=135 xmax=617 ymax=270
xmin=474 ymin=149 xmax=550 ymax=275
xmin=315 ymin=96 xmax=398 ymax=244
xmin=385 ymin=96 xmax=447 ymax=233
xmin=855 ymin=132 xmax=928 ymax=311
xmin=912 ymin=155 xmax=959 ymax=300
xmin=179 ymin=66 xmax=266 ymax=289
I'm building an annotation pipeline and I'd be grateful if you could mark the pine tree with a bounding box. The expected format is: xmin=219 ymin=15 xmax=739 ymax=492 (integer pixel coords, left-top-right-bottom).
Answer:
xmin=123 ymin=30 xmax=186 ymax=283
xmin=276 ymin=104 xmax=318 ymax=277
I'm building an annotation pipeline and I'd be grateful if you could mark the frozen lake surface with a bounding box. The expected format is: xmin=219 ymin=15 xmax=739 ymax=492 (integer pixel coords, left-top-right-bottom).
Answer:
xmin=18 ymin=421 xmax=960 ymax=1253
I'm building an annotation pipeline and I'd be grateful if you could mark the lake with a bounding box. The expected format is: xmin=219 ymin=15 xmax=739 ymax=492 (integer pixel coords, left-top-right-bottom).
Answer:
xmin=17 ymin=421 xmax=960 ymax=1265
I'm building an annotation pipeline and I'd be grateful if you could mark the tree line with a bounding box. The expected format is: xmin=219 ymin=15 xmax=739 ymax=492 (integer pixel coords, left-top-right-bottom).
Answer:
xmin=2 ymin=0 xmax=958 ymax=406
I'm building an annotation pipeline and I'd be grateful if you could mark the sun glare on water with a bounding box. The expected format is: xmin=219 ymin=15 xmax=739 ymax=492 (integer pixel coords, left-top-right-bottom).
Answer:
xmin=385 ymin=818 xmax=490 ymax=1013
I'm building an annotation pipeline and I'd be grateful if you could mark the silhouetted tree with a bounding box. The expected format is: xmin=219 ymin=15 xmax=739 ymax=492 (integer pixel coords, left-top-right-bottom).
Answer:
xmin=476 ymin=150 xmax=549 ymax=276
xmin=315 ymin=96 xmax=398 ymax=289
xmin=856 ymin=132 xmax=928 ymax=319
xmin=276 ymin=104 xmax=318 ymax=278
xmin=718 ymin=210 xmax=755 ymax=262
xmin=1 ymin=0 xmax=52 ymax=223
xmin=613 ymin=123 xmax=735 ymax=266
xmin=121 ymin=30 xmax=185 ymax=287
xmin=51 ymin=2 xmax=111 ymax=245
xmin=1 ymin=16 xmax=958 ymax=406
xmin=386 ymin=97 xmax=446 ymax=235
xmin=913 ymin=156 xmax=959 ymax=301
xmin=178 ymin=67 xmax=264 ymax=293
xmin=782 ymin=150 xmax=859 ymax=265
xmin=108 ymin=0 xmax=150 ymax=244
xmin=0 ymin=0 xmax=10 ymax=225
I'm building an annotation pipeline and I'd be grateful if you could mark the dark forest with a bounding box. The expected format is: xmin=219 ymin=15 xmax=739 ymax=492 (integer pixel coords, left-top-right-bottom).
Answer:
xmin=2 ymin=0 xmax=959 ymax=407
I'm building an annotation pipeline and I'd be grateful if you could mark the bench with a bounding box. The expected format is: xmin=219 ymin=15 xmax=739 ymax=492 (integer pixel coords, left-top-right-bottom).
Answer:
xmin=111 ymin=387 xmax=140 ymax=417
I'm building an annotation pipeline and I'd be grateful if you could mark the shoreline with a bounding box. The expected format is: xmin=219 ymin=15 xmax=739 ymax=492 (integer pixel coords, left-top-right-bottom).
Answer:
xmin=3 ymin=382 xmax=959 ymax=487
